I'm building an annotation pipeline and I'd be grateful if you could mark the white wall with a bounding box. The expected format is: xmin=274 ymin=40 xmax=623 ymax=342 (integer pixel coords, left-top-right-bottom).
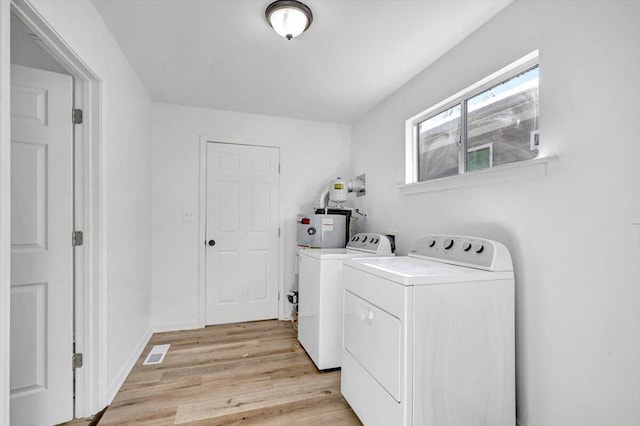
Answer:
xmin=151 ymin=103 xmax=350 ymax=330
xmin=350 ymin=1 xmax=639 ymax=425
xmin=26 ymin=0 xmax=154 ymax=406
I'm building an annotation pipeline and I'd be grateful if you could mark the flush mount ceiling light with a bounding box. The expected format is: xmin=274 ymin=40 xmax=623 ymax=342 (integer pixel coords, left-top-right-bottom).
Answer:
xmin=265 ymin=0 xmax=313 ymax=40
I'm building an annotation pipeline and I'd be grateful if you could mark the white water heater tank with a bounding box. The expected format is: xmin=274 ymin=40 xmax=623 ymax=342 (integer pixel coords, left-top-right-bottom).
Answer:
xmin=330 ymin=177 xmax=349 ymax=203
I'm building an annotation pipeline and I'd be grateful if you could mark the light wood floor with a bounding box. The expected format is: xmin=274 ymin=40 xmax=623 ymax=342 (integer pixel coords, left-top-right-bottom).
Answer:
xmin=98 ymin=320 xmax=361 ymax=425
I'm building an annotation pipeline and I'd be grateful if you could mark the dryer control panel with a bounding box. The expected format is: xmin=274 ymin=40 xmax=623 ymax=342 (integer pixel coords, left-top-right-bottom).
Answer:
xmin=347 ymin=233 xmax=394 ymax=255
xmin=409 ymin=235 xmax=512 ymax=271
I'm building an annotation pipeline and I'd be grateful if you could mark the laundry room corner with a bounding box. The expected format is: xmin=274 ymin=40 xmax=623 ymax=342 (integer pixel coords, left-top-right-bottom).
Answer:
xmin=150 ymin=103 xmax=351 ymax=330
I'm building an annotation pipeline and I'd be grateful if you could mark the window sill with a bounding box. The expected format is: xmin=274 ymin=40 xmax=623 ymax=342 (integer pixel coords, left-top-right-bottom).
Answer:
xmin=398 ymin=155 xmax=557 ymax=195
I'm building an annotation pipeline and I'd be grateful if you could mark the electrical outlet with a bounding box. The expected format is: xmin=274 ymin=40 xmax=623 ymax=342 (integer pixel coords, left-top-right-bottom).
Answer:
xmin=182 ymin=209 xmax=197 ymax=222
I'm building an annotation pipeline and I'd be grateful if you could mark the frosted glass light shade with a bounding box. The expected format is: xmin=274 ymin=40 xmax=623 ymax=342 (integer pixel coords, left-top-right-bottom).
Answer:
xmin=266 ymin=1 xmax=313 ymax=40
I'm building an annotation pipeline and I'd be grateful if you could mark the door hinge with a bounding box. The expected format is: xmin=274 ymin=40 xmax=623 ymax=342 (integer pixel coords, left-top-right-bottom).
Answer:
xmin=278 ymin=292 xmax=281 ymax=301
xmin=72 ymin=108 xmax=83 ymax=124
xmin=72 ymin=230 xmax=83 ymax=246
xmin=72 ymin=353 xmax=83 ymax=369
xmin=278 ymin=227 xmax=281 ymax=237
xmin=278 ymin=164 xmax=281 ymax=173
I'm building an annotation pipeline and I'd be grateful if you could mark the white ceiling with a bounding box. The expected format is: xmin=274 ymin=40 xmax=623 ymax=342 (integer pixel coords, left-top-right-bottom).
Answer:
xmin=92 ymin=0 xmax=511 ymax=124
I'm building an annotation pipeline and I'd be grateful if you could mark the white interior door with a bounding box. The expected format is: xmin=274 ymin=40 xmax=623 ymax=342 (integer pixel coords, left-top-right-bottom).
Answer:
xmin=205 ymin=142 xmax=280 ymax=325
xmin=10 ymin=64 xmax=74 ymax=425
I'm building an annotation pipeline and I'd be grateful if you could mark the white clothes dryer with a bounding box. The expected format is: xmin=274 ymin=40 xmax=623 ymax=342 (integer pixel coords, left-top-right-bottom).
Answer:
xmin=298 ymin=233 xmax=394 ymax=370
xmin=341 ymin=235 xmax=515 ymax=426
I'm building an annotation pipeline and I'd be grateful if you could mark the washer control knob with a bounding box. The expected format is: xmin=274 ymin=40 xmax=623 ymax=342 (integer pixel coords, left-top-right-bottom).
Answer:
xmin=427 ymin=239 xmax=436 ymax=247
xmin=351 ymin=236 xmax=356 ymax=241
xmin=362 ymin=236 xmax=368 ymax=243
xmin=474 ymin=243 xmax=484 ymax=253
xmin=463 ymin=242 xmax=472 ymax=251
xmin=443 ymin=238 xmax=454 ymax=250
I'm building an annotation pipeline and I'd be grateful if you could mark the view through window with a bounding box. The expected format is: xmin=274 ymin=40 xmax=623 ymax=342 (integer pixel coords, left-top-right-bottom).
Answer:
xmin=414 ymin=63 xmax=539 ymax=182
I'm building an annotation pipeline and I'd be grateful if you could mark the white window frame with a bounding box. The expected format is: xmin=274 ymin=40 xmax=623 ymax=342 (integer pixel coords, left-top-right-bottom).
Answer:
xmin=405 ymin=50 xmax=540 ymax=185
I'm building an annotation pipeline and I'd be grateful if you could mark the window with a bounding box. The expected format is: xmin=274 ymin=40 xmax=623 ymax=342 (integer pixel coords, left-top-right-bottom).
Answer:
xmin=417 ymin=105 xmax=461 ymax=181
xmin=406 ymin=51 xmax=539 ymax=184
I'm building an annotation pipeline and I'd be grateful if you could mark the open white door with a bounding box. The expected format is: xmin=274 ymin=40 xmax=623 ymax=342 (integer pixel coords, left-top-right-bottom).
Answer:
xmin=205 ymin=142 xmax=280 ymax=325
xmin=10 ymin=64 xmax=74 ymax=425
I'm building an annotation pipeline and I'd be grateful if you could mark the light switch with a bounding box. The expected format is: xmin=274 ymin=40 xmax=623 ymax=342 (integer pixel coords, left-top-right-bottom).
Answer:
xmin=182 ymin=208 xmax=197 ymax=222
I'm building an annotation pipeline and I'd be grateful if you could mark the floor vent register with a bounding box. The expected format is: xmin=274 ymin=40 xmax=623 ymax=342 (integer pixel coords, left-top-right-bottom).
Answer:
xmin=143 ymin=344 xmax=170 ymax=365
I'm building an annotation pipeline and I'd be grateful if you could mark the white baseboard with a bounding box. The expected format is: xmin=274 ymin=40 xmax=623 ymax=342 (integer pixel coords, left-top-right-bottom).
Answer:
xmin=152 ymin=321 xmax=200 ymax=333
xmin=106 ymin=326 xmax=153 ymax=404
xmin=151 ymin=319 xmax=289 ymax=333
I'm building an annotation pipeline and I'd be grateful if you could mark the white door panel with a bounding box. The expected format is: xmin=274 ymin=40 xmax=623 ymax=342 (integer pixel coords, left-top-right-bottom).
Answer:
xmin=10 ymin=141 xmax=47 ymax=250
xmin=205 ymin=143 xmax=279 ymax=325
xmin=10 ymin=64 xmax=74 ymax=426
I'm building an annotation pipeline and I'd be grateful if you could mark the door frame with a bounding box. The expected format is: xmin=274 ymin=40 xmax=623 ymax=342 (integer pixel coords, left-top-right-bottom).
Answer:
xmin=0 ymin=2 xmax=11 ymax=423
xmin=5 ymin=0 xmax=106 ymax=419
xmin=198 ymin=136 xmax=285 ymax=327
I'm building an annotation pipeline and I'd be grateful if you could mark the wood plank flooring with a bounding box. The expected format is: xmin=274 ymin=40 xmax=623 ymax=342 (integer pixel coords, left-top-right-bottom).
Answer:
xmin=98 ymin=320 xmax=361 ymax=425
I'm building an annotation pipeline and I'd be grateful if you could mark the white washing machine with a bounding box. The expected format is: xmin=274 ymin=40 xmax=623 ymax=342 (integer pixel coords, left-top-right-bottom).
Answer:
xmin=341 ymin=235 xmax=515 ymax=426
xmin=298 ymin=233 xmax=394 ymax=370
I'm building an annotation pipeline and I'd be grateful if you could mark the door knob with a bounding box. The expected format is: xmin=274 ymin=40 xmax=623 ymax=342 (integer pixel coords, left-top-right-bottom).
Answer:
xmin=208 ymin=240 xmax=216 ymax=247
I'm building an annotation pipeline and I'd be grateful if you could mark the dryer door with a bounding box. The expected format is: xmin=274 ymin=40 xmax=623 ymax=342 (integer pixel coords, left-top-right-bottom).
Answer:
xmin=344 ymin=290 xmax=402 ymax=401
